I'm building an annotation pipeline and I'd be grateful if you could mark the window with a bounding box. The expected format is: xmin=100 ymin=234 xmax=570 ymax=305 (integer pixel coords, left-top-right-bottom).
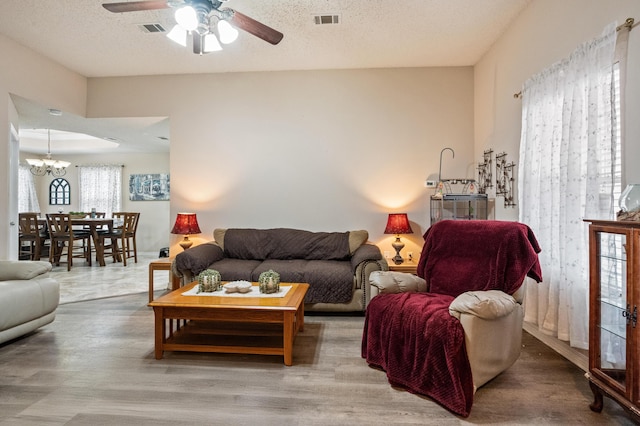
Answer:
xmin=49 ymin=178 xmax=70 ymax=205
xmin=518 ymin=22 xmax=621 ymax=349
xmin=18 ymin=164 xmax=41 ymax=212
xmin=77 ymin=165 xmax=122 ymax=217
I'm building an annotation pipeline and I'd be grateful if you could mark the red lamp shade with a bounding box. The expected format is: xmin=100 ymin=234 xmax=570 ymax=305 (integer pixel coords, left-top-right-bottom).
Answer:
xmin=171 ymin=213 xmax=201 ymax=250
xmin=171 ymin=213 xmax=202 ymax=235
xmin=384 ymin=213 xmax=413 ymax=235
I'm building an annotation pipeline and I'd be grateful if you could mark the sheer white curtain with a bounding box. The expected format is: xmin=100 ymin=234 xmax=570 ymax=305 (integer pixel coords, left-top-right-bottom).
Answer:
xmin=77 ymin=165 xmax=122 ymax=217
xmin=18 ymin=164 xmax=41 ymax=213
xmin=518 ymin=23 xmax=618 ymax=350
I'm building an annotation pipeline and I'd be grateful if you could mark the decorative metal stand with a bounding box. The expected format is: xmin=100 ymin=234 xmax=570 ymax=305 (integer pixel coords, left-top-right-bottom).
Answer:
xmin=436 ymin=178 xmax=478 ymax=195
xmin=477 ymin=149 xmax=493 ymax=194
xmin=496 ymin=152 xmax=516 ymax=208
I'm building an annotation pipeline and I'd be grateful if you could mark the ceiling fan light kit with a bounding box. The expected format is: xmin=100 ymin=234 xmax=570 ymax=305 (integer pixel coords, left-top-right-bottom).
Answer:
xmin=103 ymin=0 xmax=283 ymax=55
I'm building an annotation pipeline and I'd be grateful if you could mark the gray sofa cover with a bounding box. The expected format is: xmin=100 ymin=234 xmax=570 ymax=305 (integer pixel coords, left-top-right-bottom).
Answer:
xmin=172 ymin=228 xmax=388 ymax=312
xmin=0 ymin=260 xmax=59 ymax=345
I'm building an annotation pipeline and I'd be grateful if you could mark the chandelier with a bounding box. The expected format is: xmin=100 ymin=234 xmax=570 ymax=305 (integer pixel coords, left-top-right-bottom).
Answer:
xmin=26 ymin=129 xmax=71 ymax=177
xmin=166 ymin=2 xmax=239 ymax=54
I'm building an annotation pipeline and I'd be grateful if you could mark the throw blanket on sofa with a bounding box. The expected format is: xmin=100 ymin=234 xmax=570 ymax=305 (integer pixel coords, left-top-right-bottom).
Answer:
xmin=362 ymin=291 xmax=473 ymax=416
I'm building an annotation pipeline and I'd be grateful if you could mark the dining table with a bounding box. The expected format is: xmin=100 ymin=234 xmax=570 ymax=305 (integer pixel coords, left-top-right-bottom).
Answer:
xmin=70 ymin=217 xmax=117 ymax=267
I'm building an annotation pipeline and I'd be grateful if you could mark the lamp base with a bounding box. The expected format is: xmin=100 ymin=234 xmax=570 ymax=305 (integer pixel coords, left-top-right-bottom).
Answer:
xmin=179 ymin=236 xmax=193 ymax=251
xmin=392 ymin=236 xmax=405 ymax=265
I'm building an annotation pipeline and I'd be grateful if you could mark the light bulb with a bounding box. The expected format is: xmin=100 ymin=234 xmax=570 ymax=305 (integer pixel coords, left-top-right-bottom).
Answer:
xmin=166 ymin=25 xmax=187 ymax=46
xmin=217 ymin=20 xmax=239 ymax=44
xmin=175 ymin=6 xmax=198 ymax=31
xmin=203 ymin=33 xmax=222 ymax=52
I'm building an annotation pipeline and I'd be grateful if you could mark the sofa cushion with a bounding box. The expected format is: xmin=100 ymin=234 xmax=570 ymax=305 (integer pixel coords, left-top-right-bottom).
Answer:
xmin=213 ymin=228 xmax=226 ymax=250
xmin=209 ymin=258 xmax=262 ymax=282
xmin=0 ymin=261 xmax=51 ymax=281
xmin=223 ymin=228 xmax=351 ymax=261
xmin=348 ymin=230 xmax=368 ymax=254
xmin=252 ymin=259 xmax=354 ymax=304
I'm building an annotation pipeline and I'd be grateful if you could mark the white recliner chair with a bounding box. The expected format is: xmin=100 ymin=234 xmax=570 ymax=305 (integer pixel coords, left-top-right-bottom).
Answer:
xmin=363 ymin=220 xmax=542 ymax=417
xmin=369 ymin=271 xmax=529 ymax=391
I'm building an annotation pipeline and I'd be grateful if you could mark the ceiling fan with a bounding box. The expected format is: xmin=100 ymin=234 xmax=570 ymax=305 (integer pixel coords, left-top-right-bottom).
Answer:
xmin=102 ymin=0 xmax=283 ymax=54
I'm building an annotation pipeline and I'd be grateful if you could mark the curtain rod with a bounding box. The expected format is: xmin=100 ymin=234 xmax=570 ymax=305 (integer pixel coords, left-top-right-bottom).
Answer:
xmin=75 ymin=164 xmax=124 ymax=167
xmin=617 ymin=17 xmax=636 ymax=32
xmin=513 ymin=17 xmax=635 ymax=99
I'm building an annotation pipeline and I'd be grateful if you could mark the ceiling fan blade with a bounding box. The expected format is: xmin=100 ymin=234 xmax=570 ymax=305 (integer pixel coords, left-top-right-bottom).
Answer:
xmin=102 ymin=1 xmax=169 ymax=13
xmin=226 ymin=9 xmax=284 ymax=45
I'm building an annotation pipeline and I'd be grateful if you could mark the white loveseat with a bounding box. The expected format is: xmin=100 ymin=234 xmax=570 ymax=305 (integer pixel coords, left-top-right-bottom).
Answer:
xmin=0 ymin=261 xmax=59 ymax=345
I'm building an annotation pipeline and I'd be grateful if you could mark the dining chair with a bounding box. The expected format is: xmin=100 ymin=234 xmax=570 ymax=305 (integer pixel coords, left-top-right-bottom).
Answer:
xmin=18 ymin=212 xmax=48 ymax=260
xmin=46 ymin=213 xmax=92 ymax=271
xmin=126 ymin=212 xmax=140 ymax=263
xmin=100 ymin=212 xmax=139 ymax=266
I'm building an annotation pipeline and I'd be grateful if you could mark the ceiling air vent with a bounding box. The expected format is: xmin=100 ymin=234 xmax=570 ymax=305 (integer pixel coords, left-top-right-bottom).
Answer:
xmin=137 ymin=23 xmax=166 ymax=33
xmin=313 ymin=14 xmax=340 ymax=25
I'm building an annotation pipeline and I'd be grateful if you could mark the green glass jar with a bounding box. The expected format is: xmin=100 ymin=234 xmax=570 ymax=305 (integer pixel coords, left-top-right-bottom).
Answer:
xmin=198 ymin=269 xmax=221 ymax=293
xmin=258 ymin=270 xmax=280 ymax=294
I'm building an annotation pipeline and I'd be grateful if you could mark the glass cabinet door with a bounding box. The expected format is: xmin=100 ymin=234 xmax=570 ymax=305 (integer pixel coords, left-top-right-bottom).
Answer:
xmin=594 ymin=230 xmax=629 ymax=392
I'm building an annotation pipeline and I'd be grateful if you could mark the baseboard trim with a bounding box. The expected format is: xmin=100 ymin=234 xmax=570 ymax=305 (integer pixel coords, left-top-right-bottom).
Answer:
xmin=523 ymin=322 xmax=588 ymax=372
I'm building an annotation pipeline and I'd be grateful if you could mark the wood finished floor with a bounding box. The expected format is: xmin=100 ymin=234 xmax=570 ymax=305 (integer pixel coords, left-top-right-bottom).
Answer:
xmin=0 ymin=290 xmax=636 ymax=425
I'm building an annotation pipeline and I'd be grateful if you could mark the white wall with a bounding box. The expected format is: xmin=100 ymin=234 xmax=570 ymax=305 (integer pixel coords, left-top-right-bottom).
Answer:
xmin=87 ymin=68 xmax=475 ymax=257
xmin=20 ymin=151 xmax=170 ymax=253
xmin=474 ymin=0 xmax=640 ymax=220
xmin=0 ymin=33 xmax=86 ymax=259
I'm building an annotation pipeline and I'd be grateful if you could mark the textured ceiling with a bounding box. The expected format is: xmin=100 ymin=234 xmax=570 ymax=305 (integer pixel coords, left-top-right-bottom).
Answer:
xmin=0 ymin=0 xmax=531 ymax=153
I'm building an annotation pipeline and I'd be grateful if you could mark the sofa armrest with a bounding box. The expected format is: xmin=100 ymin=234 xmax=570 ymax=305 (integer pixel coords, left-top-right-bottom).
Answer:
xmin=0 ymin=261 xmax=52 ymax=281
xmin=174 ymin=242 xmax=224 ymax=282
xmin=350 ymin=243 xmax=383 ymax=270
xmin=369 ymin=270 xmax=427 ymax=297
xmin=448 ymin=290 xmax=518 ymax=320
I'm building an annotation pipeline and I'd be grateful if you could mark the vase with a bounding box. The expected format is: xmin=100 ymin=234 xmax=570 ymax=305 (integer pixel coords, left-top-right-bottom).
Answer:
xmin=620 ymin=184 xmax=640 ymax=212
xmin=258 ymin=270 xmax=280 ymax=294
xmin=198 ymin=269 xmax=221 ymax=293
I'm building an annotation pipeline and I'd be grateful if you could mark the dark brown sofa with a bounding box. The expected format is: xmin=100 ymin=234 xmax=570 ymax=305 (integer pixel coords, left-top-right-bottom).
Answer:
xmin=171 ymin=228 xmax=388 ymax=312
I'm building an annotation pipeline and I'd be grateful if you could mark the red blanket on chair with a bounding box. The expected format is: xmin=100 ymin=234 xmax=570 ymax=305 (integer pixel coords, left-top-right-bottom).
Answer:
xmin=362 ymin=291 xmax=472 ymax=416
xmin=417 ymin=220 xmax=542 ymax=296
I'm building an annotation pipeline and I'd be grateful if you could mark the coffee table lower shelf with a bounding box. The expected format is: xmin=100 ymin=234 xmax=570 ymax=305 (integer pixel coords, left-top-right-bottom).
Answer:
xmin=161 ymin=320 xmax=297 ymax=359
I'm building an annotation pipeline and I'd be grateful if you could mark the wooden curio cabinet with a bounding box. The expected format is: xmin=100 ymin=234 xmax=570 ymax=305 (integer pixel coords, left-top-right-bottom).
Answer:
xmin=585 ymin=219 xmax=640 ymax=420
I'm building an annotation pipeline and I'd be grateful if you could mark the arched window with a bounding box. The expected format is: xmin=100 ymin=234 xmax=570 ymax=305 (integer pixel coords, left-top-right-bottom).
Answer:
xmin=49 ymin=178 xmax=70 ymax=205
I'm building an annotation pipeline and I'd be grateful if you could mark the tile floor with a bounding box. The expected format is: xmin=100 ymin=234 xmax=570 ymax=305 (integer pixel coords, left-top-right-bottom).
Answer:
xmin=48 ymin=251 xmax=172 ymax=304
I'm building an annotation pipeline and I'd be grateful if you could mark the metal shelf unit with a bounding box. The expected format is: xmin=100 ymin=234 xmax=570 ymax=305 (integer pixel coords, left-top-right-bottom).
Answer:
xmin=430 ymin=194 xmax=489 ymax=225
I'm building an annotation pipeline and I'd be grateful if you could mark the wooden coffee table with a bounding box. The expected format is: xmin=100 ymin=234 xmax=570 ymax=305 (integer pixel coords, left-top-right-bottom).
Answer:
xmin=148 ymin=281 xmax=308 ymax=366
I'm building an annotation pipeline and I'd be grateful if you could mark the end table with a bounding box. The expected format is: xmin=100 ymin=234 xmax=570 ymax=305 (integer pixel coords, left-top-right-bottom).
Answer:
xmin=148 ymin=258 xmax=180 ymax=302
xmin=387 ymin=259 xmax=418 ymax=275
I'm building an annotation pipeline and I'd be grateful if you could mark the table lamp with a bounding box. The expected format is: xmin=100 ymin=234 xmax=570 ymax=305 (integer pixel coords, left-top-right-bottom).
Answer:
xmin=171 ymin=212 xmax=202 ymax=250
xmin=384 ymin=213 xmax=413 ymax=265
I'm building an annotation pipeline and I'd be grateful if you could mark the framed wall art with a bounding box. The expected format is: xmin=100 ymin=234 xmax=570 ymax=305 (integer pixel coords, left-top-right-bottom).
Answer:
xmin=129 ymin=173 xmax=170 ymax=201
